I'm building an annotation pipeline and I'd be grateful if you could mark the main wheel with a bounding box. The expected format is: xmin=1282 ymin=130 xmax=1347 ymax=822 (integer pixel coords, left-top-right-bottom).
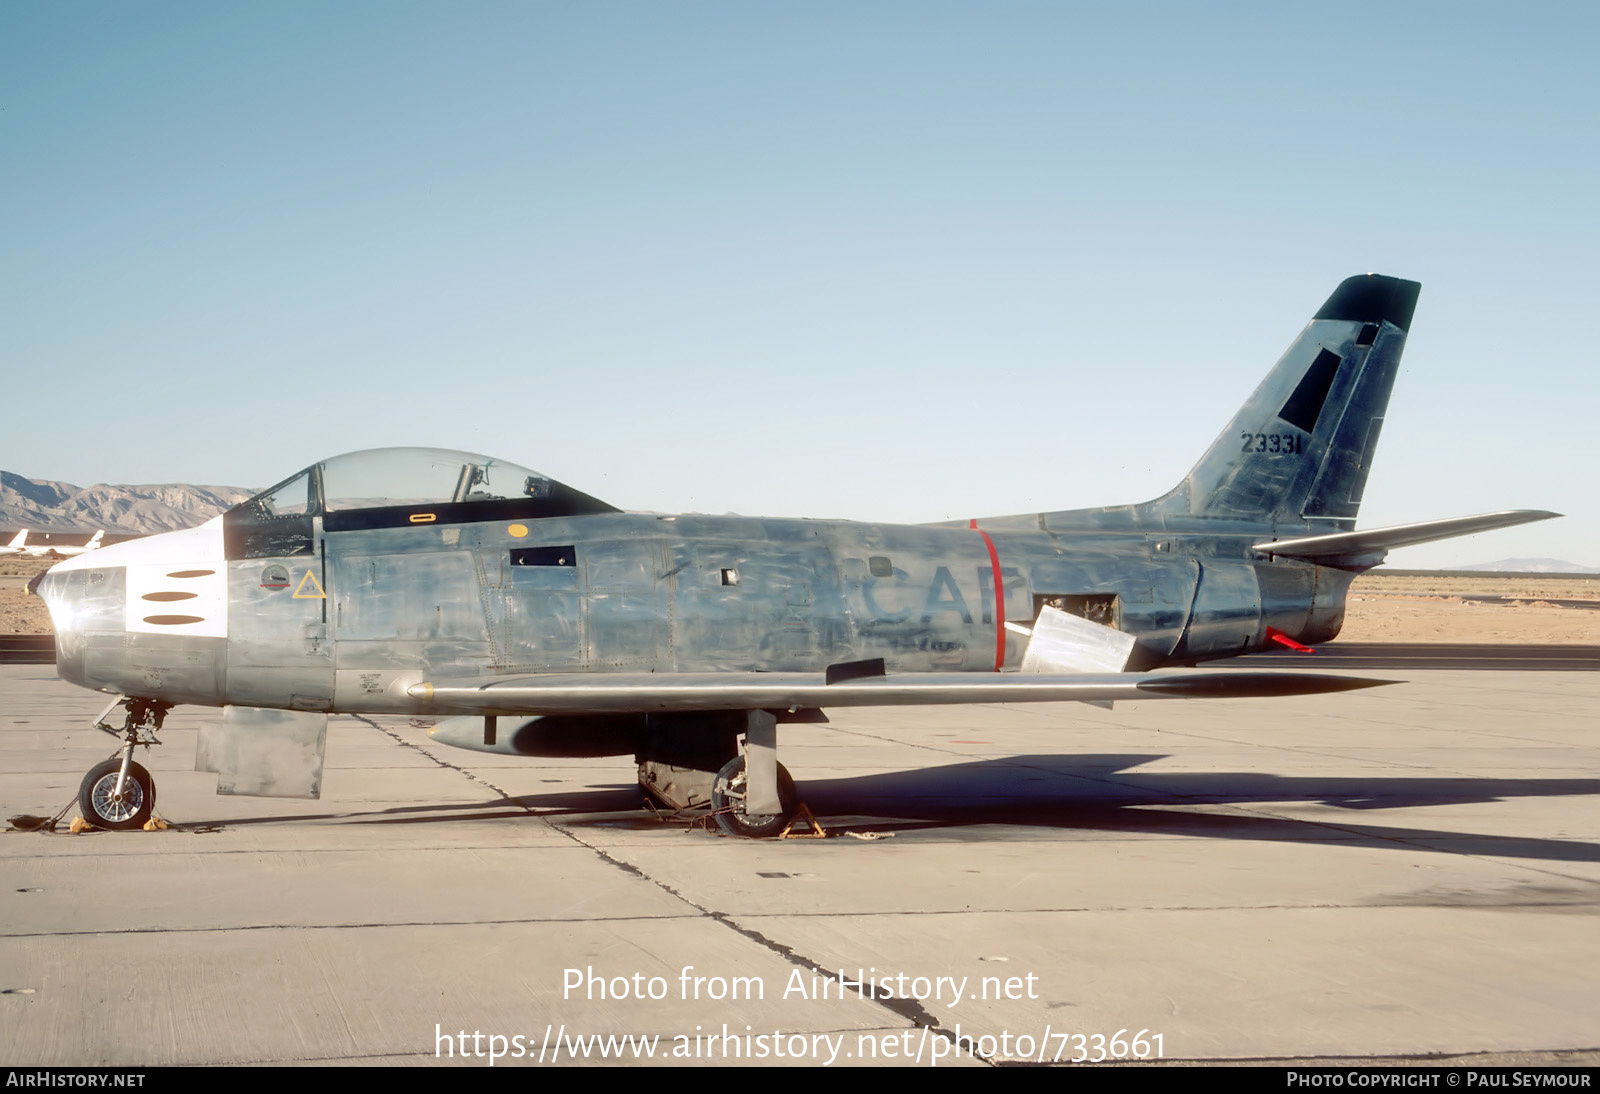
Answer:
xmin=710 ymin=755 xmax=798 ymax=838
xmin=78 ymin=758 xmax=155 ymax=831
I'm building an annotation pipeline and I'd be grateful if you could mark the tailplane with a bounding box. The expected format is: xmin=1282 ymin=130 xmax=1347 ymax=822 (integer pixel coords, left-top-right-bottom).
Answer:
xmin=1145 ymin=274 xmax=1421 ymax=527
xmin=1255 ymin=510 xmax=1561 ymax=569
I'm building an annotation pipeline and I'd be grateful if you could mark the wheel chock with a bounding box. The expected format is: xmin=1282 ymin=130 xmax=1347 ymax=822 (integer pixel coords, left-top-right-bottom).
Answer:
xmin=779 ymin=804 xmax=825 ymax=839
xmin=142 ymin=817 xmax=168 ymax=831
xmin=68 ymin=817 xmax=93 ymax=834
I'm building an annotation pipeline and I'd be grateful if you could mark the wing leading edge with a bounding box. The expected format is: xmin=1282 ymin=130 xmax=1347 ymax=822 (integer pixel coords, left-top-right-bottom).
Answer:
xmin=407 ymin=670 xmax=1394 ymax=716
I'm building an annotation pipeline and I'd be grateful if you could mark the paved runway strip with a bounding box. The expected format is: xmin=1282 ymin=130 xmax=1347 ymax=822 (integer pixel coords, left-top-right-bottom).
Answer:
xmin=2 ymin=664 xmax=1597 ymax=1066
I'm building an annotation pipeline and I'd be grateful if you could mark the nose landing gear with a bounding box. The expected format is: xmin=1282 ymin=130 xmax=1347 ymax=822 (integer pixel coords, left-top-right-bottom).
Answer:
xmin=78 ymin=698 xmax=171 ymax=831
xmin=79 ymin=758 xmax=154 ymax=830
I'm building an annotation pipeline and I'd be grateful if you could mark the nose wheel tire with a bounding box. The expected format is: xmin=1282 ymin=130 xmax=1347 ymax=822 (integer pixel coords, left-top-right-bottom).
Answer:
xmin=78 ymin=758 xmax=155 ymax=831
xmin=710 ymin=756 xmax=798 ymax=838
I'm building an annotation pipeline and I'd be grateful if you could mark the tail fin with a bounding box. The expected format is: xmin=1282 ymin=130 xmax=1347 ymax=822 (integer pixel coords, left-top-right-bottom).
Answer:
xmin=86 ymin=530 xmax=104 ymax=549
xmin=1145 ymin=274 xmax=1421 ymax=527
xmin=5 ymin=530 xmax=24 ymax=550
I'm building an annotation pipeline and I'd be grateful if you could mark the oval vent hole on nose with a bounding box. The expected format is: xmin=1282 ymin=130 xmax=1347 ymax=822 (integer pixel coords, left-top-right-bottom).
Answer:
xmin=143 ymin=615 xmax=205 ymax=626
xmin=166 ymin=569 xmax=216 ymax=578
xmin=142 ymin=591 xmax=198 ymax=602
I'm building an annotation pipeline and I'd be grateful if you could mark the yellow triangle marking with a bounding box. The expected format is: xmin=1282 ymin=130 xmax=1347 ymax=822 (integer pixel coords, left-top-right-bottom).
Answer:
xmin=292 ymin=570 xmax=326 ymax=599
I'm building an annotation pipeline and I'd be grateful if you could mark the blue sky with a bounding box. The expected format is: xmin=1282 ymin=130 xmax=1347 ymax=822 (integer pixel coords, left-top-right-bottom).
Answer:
xmin=3 ymin=2 xmax=1595 ymax=566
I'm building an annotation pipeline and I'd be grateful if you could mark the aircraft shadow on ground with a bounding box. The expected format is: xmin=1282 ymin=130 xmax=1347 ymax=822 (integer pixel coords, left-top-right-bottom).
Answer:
xmin=780 ymin=754 xmax=1600 ymax=862
xmin=188 ymin=786 xmax=641 ymax=829
xmin=185 ymin=754 xmax=1600 ymax=864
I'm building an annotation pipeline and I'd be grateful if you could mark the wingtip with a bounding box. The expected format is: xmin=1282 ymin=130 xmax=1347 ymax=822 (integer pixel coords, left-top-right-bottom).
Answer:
xmin=1137 ymin=673 xmax=1398 ymax=699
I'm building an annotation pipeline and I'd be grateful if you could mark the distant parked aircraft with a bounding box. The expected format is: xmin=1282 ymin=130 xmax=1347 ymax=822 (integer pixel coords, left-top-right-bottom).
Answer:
xmin=10 ymin=529 xmax=105 ymax=559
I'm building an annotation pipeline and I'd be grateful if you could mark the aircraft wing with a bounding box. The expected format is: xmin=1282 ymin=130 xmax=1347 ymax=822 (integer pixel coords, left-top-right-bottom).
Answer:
xmin=1253 ymin=510 xmax=1560 ymax=565
xmin=407 ymin=670 xmax=1393 ymax=716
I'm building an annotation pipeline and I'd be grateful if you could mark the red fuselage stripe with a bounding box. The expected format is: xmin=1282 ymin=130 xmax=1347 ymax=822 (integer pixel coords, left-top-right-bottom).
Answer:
xmin=970 ymin=519 xmax=1005 ymax=671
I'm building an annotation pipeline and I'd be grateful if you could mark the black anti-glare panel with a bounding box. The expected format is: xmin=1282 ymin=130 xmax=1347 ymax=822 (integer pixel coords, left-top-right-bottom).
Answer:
xmin=1279 ymin=348 xmax=1342 ymax=433
xmin=321 ymin=486 xmax=617 ymax=534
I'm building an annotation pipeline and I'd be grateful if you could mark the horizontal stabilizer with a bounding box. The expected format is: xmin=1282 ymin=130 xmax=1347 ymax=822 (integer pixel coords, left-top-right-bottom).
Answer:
xmin=1254 ymin=510 xmax=1560 ymax=562
xmin=408 ymin=670 xmax=1393 ymax=716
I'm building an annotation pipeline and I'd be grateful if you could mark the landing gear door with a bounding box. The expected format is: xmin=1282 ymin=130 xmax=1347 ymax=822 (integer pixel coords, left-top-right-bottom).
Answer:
xmin=198 ymin=705 xmax=329 ymax=799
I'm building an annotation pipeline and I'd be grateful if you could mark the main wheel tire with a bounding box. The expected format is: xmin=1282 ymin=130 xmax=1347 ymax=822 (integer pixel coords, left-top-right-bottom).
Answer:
xmin=78 ymin=758 xmax=155 ymax=831
xmin=710 ymin=756 xmax=797 ymax=838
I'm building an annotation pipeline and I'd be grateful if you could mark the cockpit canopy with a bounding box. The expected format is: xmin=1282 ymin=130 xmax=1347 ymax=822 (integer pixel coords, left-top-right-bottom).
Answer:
xmin=247 ymin=448 xmax=582 ymax=515
xmin=224 ymin=448 xmax=617 ymax=559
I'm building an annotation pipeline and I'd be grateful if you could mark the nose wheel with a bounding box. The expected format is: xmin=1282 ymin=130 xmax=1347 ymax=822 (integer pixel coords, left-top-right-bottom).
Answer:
xmin=77 ymin=697 xmax=169 ymax=831
xmin=78 ymin=758 xmax=155 ymax=830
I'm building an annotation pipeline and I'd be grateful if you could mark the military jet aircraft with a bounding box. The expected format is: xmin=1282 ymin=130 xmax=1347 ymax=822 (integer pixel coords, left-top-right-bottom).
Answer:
xmin=33 ymin=274 xmax=1557 ymax=836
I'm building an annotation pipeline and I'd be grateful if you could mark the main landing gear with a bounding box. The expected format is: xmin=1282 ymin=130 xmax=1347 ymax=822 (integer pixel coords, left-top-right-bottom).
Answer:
xmin=636 ymin=710 xmax=808 ymax=838
xmin=77 ymin=698 xmax=170 ymax=831
xmin=710 ymin=754 xmax=799 ymax=838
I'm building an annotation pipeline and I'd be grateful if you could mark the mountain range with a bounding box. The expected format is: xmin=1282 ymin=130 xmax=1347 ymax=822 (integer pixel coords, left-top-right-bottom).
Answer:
xmin=0 ymin=471 xmax=256 ymax=535
xmin=1454 ymin=558 xmax=1598 ymax=574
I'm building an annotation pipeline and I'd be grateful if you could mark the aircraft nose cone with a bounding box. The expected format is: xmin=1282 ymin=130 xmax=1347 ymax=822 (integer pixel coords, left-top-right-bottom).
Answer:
xmin=29 ymin=568 xmax=75 ymax=630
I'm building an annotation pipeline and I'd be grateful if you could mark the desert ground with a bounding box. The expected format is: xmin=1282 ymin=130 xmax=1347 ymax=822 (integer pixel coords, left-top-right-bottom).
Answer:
xmin=1333 ymin=571 xmax=1600 ymax=644
xmin=3 ymin=555 xmax=1596 ymax=644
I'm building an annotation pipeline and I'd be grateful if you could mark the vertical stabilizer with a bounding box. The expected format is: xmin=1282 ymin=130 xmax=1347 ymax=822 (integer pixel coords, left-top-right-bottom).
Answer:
xmin=1146 ymin=274 xmax=1420 ymax=527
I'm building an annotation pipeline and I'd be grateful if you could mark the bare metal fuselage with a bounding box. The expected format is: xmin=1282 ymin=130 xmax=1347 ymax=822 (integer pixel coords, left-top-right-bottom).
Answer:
xmin=48 ymin=506 xmax=1349 ymax=716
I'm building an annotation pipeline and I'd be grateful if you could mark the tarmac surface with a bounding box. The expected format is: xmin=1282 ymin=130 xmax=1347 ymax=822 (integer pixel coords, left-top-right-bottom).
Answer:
xmin=2 ymin=661 xmax=1598 ymax=1067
